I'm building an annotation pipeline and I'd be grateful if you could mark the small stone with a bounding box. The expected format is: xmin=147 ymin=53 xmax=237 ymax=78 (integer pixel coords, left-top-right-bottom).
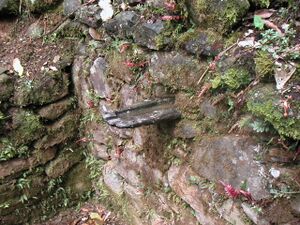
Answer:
xmin=104 ymin=11 xmax=139 ymax=38
xmin=75 ymin=4 xmax=102 ymax=28
xmin=133 ymin=20 xmax=166 ymax=50
xmin=269 ymin=167 xmax=280 ymax=178
xmin=63 ymin=0 xmax=81 ymax=15
xmin=173 ymin=121 xmax=197 ymax=139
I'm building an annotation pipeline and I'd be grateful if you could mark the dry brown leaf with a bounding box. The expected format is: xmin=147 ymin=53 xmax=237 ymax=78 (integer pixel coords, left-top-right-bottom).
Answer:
xmin=255 ymin=9 xmax=275 ymax=19
xmin=274 ymin=61 xmax=296 ymax=90
xmin=89 ymin=28 xmax=102 ymax=41
xmin=263 ymin=19 xmax=283 ymax=36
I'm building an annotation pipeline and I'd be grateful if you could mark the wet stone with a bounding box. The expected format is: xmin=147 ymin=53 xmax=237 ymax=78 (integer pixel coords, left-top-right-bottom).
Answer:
xmin=102 ymin=98 xmax=181 ymax=128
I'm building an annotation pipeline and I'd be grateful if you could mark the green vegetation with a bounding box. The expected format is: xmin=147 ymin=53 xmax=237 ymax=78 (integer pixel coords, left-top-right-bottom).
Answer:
xmin=254 ymin=51 xmax=274 ymax=77
xmin=0 ymin=138 xmax=29 ymax=161
xmin=211 ymin=68 xmax=251 ymax=91
xmin=247 ymin=85 xmax=300 ymax=139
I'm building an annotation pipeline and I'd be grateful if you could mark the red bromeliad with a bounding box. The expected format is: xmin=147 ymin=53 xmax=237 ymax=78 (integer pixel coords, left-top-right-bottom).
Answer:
xmin=123 ymin=60 xmax=148 ymax=68
xmin=161 ymin=15 xmax=182 ymax=21
xmin=220 ymin=181 xmax=253 ymax=202
xmin=87 ymin=100 xmax=95 ymax=108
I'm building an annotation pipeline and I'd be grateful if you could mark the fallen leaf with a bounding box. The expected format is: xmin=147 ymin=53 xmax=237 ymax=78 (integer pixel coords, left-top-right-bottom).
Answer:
xmin=49 ymin=66 xmax=58 ymax=71
xmin=255 ymin=9 xmax=275 ymax=19
xmin=89 ymin=212 xmax=104 ymax=225
xmin=274 ymin=61 xmax=296 ymax=90
xmin=53 ymin=55 xmax=60 ymax=63
xmin=89 ymin=28 xmax=102 ymax=40
xmin=263 ymin=19 xmax=283 ymax=36
xmin=238 ymin=37 xmax=255 ymax=47
xmin=12 ymin=58 xmax=24 ymax=77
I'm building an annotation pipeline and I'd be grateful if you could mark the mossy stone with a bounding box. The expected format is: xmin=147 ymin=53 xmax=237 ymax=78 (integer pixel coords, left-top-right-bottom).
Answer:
xmin=186 ymin=0 xmax=250 ymax=33
xmin=23 ymin=0 xmax=60 ymax=13
xmin=10 ymin=110 xmax=45 ymax=146
xmin=247 ymin=84 xmax=300 ymax=140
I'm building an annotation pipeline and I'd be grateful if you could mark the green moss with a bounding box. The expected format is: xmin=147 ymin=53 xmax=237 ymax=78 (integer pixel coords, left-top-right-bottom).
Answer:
xmin=247 ymin=85 xmax=300 ymax=140
xmin=254 ymin=51 xmax=274 ymax=77
xmin=211 ymin=68 xmax=251 ymax=90
xmin=250 ymin=0 xmax=270 ymax=8
xmin=189 ymin=0 xmax=250 ymax=33
xmin=11 ymin=110 xmax=45 ymax=146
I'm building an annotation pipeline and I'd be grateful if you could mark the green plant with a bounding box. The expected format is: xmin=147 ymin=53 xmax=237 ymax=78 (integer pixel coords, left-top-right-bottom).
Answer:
xmin=0 ymin=138 xmax=29 ymax=161
xmin=258 ymin=26 xmax=298 ymax=60
xmin=250 ymin=120 xmax=271 ymax=133
xmin=17 ymin=175 xmax=31 ymax=190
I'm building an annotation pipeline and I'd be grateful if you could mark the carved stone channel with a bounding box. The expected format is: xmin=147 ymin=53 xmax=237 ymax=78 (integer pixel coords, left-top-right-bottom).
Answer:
xmin=102 ymin=97 xmax=181 ymax=128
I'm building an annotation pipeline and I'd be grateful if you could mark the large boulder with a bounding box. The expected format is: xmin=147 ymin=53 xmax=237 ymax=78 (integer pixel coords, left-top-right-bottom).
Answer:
xmin=189 ymin=135 xmax=270 ymax=200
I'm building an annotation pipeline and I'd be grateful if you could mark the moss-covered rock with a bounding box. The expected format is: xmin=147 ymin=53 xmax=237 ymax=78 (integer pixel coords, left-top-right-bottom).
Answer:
xmin=0 ymin=0 xmax=20 ymax=15
xmin=10 ymin=109 xmax=45 ymax=146
xmin=45 ymin=147 xmax=83 ymax=178
xmin=254 ymin=51 xmax=274 ymax=77
xmin=23 ymin=0 xmax=60 ymax=13
xmin=34 ymin=111 xmax=80 ymax=149
xmin=247 ymin=84 xmax=300 ymax=140
xmin=14 ymin=71 xmax=69 ymax=107
xmin=0 ymin=74 xmax=14 ymax=103
xmin=212 ymin=67 xmax=251 ymax=90
xmin=185 ymin=0 xmax=250 ymax=33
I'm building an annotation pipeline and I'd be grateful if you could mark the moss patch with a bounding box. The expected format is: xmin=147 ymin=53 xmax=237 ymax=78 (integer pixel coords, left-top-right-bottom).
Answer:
xmin=254 ymin=51 xmax=274 ymax=77
xmin=10 ymin=110 xmax=45 ymax=146
xmin=247 ymin=84 xmax=300 ymax=140
xmin=212 ymin=67 xmax=251 ymax=91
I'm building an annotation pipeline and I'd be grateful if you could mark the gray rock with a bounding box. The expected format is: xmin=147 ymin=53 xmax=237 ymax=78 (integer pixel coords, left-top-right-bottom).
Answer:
xmin=190 ymin=135 xmax=270 ymax=200
xmin=63 ymin=0 xmax=81 ymax=15
xmin=104 ymin=11 xmax=139 ymax=38
xmin=184 ymin=31 xmax=223 ymax=57
xmin=102 ymin=98 xmax=181 ymax=128
xmin=200 ymin=99 xmax=217 ymax=118
xmin=0 ymin=73 xmax=13 ymax=102
xmin=0 ymin=148 xmax=56 ymax=179
xmin=45 ymin=148 xmax=82 ymax=178
xmin=241 ymin=203 xmax=269 ymax=225
xmin=38 ymin=98 xmax=73 ymax=120
xmin=290 ymin=195 xmax=300 ymax=215
xmin=34 ymin=111 xmax=80 ymax=149
xmin=103 ymin=164 xmax=124 ymax=195
xmin=133 ymin=20 xmax=166 ymax=50
xmin=75 ymin=4 xmax=102 ymax=28
xmin=149 ymin=52 xmax=206 ymax=90
xmin=173 ymin=121 xmax=197 ymax=139
xmin=168 ymin=165 xmax=227 ymax=224
xmin=90 ymin=57 xmax=111 ymax=99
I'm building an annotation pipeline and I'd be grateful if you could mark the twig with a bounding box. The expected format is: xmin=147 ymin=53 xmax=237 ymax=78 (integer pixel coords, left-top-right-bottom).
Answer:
xmin=197 ymin=40 xmax=239 ymax=85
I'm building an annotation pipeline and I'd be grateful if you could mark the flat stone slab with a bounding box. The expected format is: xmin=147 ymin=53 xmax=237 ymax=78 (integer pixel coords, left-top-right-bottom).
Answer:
xmin=102 ymin=98 xmax=181 ymax=128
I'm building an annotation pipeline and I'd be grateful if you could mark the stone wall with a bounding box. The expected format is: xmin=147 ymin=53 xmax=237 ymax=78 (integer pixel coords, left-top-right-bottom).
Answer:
xmin=1 ymin=0 xmax=300 ymax=224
